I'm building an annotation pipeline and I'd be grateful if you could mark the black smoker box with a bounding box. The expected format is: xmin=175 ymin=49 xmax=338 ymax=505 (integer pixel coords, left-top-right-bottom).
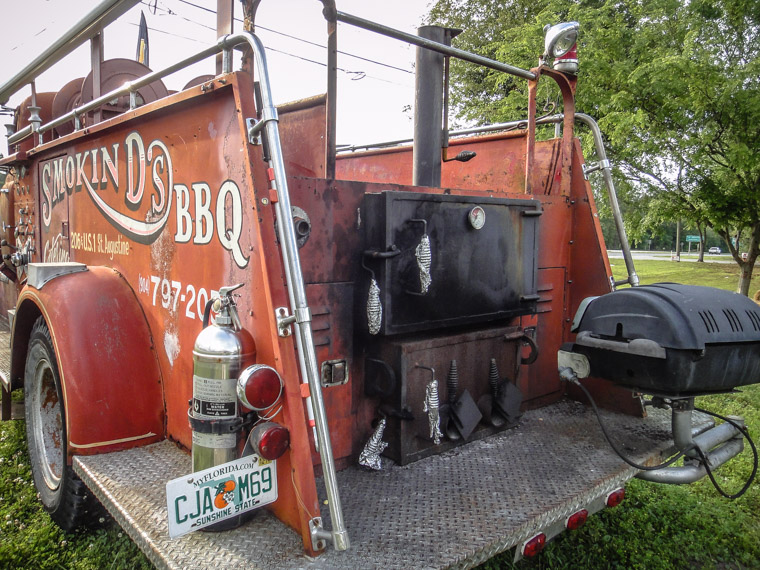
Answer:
xmin=568 ymin=283 xmax=760 ymax=396
xmin=360 ymin=191 xmax=541 ymax=336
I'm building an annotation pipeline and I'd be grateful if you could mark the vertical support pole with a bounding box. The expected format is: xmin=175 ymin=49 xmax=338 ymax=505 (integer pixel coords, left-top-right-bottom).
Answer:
xmin=525 ymin=76 xmax=538 ymax=194
xmin=676 ymin=220 xmax=682 ymax=261
xmin=91 ymin=32 xmax=104 ymax=124
xmin=29 ymin=81 xmax=40 ymax=146
xmin=216 ymin=0 xmax=234 ymax=75
xmin=323 ymin=1 xmax=338 ymax=180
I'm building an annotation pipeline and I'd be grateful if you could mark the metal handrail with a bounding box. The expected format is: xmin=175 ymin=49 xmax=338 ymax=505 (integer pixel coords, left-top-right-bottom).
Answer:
xmin=333 ymin=11 xmax=536 ymax=81
xmin=2 ymin=18 xmax=350 ymax=550
xmin=8 ymin=39 xmax=227 ymax=146
xmin=574 ymin=113 xmax=639 ymax=288
xmin=0 ymin=0 xmax=141 ymax=105
xmin=244 ymin=30 xmax=349 ymax=550
xmin=337 ymin=114 xmax=566 ymax=153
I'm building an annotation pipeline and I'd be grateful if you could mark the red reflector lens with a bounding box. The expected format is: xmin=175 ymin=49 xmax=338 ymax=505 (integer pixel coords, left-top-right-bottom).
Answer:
xmin=566 ymin=509 xmax=588 ymax=530
xmin=237 ymin=365 xmax=284 ymax=411
xmin=250 ymin=422 xmax=290 ymax=460
xmin=606 ymin=488 xmax=625 ymax=508
xmin=522 ymin=533 xmax=546 ymax=558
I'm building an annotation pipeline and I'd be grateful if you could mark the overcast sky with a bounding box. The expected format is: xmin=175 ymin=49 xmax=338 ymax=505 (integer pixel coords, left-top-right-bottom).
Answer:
xmin=0 ymin=0 xmax=435 ymax=156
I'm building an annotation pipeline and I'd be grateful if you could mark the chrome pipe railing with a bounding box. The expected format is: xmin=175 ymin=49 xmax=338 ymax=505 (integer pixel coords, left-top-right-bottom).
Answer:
xmin=9 ymin=41 xmax=222 ymax=146
xmin=232 ymin=31 xmax=350 ymax=551
xmin=575 ymin=113 xmax=639 ymax=288
xmin=0 ymin=0 xmax=140 ymax=105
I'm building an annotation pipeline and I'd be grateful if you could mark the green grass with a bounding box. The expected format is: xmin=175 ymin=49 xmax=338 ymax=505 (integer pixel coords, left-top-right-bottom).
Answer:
xmin=614 ymin=257 xmax=760 ymax=293
xmin=0 ymin=413 xmax=151 ymax=569
xmin=2 ymin=258 xmax=759 ymax=569
xmin=482 ymin=257 xmax=760 ymax=569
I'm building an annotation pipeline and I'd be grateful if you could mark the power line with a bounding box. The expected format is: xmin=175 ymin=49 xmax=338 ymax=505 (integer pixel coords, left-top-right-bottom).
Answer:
xmin=139 ymin=1 xmax=413 ymax=87
xmin=171 ymin=0 xmax=413 ymax=74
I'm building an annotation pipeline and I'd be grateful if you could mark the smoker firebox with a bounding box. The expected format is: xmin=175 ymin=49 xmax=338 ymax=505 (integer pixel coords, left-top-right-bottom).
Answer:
xmin=360 ymin=191 xmax=541 ymax=336
xmin=566 ymin=283 xmax=760 ymax=396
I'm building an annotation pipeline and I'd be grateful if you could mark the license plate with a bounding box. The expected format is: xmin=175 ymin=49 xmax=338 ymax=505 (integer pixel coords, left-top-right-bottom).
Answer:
xmin=166 ymin=454 xmax=277 ymax=538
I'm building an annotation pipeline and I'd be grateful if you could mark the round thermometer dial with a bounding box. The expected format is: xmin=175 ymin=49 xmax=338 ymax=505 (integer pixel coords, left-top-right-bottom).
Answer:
xmin=468 ymin=206 xmax=486 ymax=230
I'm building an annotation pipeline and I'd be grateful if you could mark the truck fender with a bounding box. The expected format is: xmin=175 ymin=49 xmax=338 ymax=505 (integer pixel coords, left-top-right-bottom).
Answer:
xmin=11 ymin=265 xmax=164 ymax=458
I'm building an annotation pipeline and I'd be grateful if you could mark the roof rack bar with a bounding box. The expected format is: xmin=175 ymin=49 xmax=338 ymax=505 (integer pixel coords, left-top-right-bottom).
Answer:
xmin=0 ymin=0 xmax=140 ymax=105
xmin=333 ymin=10 xmax=536 ymax=81
xmin=8 ymin=40 xmax=221 ymax=146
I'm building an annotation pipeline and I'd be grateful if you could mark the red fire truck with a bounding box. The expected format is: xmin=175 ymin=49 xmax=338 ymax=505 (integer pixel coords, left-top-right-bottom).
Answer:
xmin=0 ymin=1 xmax=757 ymax=567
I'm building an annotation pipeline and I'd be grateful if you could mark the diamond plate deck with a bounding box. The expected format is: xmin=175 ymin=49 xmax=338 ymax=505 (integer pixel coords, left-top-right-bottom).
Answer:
xmin=74 ymin=400 xmax=709 ymax=569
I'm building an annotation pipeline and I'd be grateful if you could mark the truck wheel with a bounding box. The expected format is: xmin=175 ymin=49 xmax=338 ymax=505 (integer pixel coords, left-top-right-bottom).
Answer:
xmin=24 ymin=317 xmax=96 ymax=531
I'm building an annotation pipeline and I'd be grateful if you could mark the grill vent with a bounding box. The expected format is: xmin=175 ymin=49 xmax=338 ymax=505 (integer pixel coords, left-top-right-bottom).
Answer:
xmin=698 ymin=310 xmax=720 ymax=334
xmin=723 ymin=309 xmax=743 ymax=332
xmin=746 ymin=309 xmax=760 ymax=332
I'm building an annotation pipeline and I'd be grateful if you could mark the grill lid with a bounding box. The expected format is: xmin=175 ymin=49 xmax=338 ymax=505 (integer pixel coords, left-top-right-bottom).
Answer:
xmin=574 ymin=283 xmax=760 ymax=351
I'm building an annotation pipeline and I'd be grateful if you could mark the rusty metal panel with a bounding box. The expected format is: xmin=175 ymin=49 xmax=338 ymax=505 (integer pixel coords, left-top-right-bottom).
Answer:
xmin=278 ymin=95 xmax=327 ymax=178
xmin=519 ymin=268 xmax=565 ymax=404
xmin=17 ymin=267 xmax=164 ymax=455
xmin=305 ymin=282 xmax=355 ymax=467
xmin=3 ymin=73 xmax=322 ymax=553
xmin=337 ymin=132 xmax=529 ymax=191
xmin=287 ymin=177 xmax=366 ymax=285
xmin=336 ymin=134 xmax=565 ymax=196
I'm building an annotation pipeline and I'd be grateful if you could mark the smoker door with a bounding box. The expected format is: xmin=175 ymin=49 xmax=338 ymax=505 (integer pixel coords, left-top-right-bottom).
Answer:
xmin=361 ymin=191 xmax=540 ymax=335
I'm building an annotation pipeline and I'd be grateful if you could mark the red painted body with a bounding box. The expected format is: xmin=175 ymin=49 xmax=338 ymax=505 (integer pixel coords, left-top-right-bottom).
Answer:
xmin=0 ymin=59 xmax=637 ymax=554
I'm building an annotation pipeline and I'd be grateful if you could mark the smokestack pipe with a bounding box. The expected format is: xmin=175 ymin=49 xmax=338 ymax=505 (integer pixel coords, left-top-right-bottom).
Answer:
xmin=413 ymin=26 xmax=456 ymax=188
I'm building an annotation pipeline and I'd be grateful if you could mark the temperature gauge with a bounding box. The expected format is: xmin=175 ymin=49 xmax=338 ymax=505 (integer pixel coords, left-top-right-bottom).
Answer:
xmin=468 ymin=206 xmax=486 ymax=230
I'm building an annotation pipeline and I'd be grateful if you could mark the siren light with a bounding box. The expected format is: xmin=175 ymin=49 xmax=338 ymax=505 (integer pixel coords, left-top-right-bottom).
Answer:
xmin=542 ymin=22 xmax=579 ymax=74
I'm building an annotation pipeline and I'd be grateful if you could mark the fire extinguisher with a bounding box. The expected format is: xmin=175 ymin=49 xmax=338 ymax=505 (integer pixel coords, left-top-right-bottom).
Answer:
xmin=188 ymin=283 xmax=255 ymax=529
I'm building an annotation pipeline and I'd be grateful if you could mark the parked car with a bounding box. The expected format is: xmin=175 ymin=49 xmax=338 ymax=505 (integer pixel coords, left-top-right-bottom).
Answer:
xmin=709 ymin=247 xmax=722 ymax=254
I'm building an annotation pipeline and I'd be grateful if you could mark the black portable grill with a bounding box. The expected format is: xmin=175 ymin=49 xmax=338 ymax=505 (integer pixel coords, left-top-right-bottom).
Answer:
xmin=565 ymin=283 xmax=760 ymax=396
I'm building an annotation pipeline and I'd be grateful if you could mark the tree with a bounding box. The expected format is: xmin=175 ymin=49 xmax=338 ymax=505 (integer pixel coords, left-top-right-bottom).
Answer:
xmin=428 ymin=0 xmax=760 ymax=294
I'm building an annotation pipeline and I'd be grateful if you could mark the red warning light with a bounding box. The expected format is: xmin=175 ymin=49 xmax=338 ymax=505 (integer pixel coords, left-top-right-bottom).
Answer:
xmin=606 ymin=488 xmax=626 ymax=508
xmin=522 ymin=533 xmax=546 ymax=558
xmin=250 ymin=422 xmax=290 ymax=460
xmin=566 ymin=509 xmax=589 ymax=530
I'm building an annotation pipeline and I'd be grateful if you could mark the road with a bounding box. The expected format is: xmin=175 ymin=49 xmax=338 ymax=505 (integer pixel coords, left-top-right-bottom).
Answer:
xmin=607 ymin=250 xmax=746 ymax=265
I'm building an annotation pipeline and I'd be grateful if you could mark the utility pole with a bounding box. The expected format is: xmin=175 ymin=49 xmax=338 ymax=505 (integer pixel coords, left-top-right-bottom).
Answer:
xmin=675 ymin=220 xmax=682 ymax=261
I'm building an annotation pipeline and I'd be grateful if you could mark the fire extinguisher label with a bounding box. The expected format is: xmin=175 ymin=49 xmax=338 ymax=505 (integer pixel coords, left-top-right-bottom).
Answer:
xmin=193 ymin=375 xmax=237 ymax=419
xmin=192 ymin=431 xmax=236 ymax=448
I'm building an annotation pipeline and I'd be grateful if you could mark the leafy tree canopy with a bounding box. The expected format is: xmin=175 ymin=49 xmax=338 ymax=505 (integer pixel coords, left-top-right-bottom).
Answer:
xmin=428 ymin=0 xmax=760 ymax=293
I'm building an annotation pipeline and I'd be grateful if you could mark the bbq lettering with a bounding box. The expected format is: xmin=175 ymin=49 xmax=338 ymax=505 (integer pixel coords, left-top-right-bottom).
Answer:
xmin=39 ymin=131 xmax=249 ymax=268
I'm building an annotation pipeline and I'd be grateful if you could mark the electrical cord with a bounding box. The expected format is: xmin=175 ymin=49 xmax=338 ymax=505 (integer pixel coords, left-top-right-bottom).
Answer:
xmin=563 ymin=370 xmax=688 ymax=471
xmin=693 ymin=406 xmax=758 ymax=499
xmin=563 ymin=368 xmax=758 ymax=497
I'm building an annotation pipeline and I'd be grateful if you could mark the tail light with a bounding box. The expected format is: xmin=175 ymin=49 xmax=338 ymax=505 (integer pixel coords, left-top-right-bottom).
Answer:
xmin=237 ymin=364 xmax=284 ymax=411
xmin=522 ymin=533 xmax=546 ymax=558
xmin=566 ymin=509 xmax=588 ymax=530
xmin=249 ymin=422 xmax=290 ymax=460
xmin=606 ymin=488 xmax=626 ymax=508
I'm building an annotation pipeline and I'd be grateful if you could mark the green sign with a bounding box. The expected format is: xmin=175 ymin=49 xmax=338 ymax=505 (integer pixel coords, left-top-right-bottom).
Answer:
xmin=686 ymin=235 xmax=701 ymax=243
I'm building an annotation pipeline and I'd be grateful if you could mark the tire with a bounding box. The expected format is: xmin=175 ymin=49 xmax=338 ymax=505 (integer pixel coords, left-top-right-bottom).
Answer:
xmin=24 ymin=317 xmax=101 ymax=531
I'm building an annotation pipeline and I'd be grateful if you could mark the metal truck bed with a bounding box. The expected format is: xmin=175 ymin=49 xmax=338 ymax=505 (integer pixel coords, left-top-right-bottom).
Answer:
xmin=73 ymin=400 xmax=703 ymax=569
